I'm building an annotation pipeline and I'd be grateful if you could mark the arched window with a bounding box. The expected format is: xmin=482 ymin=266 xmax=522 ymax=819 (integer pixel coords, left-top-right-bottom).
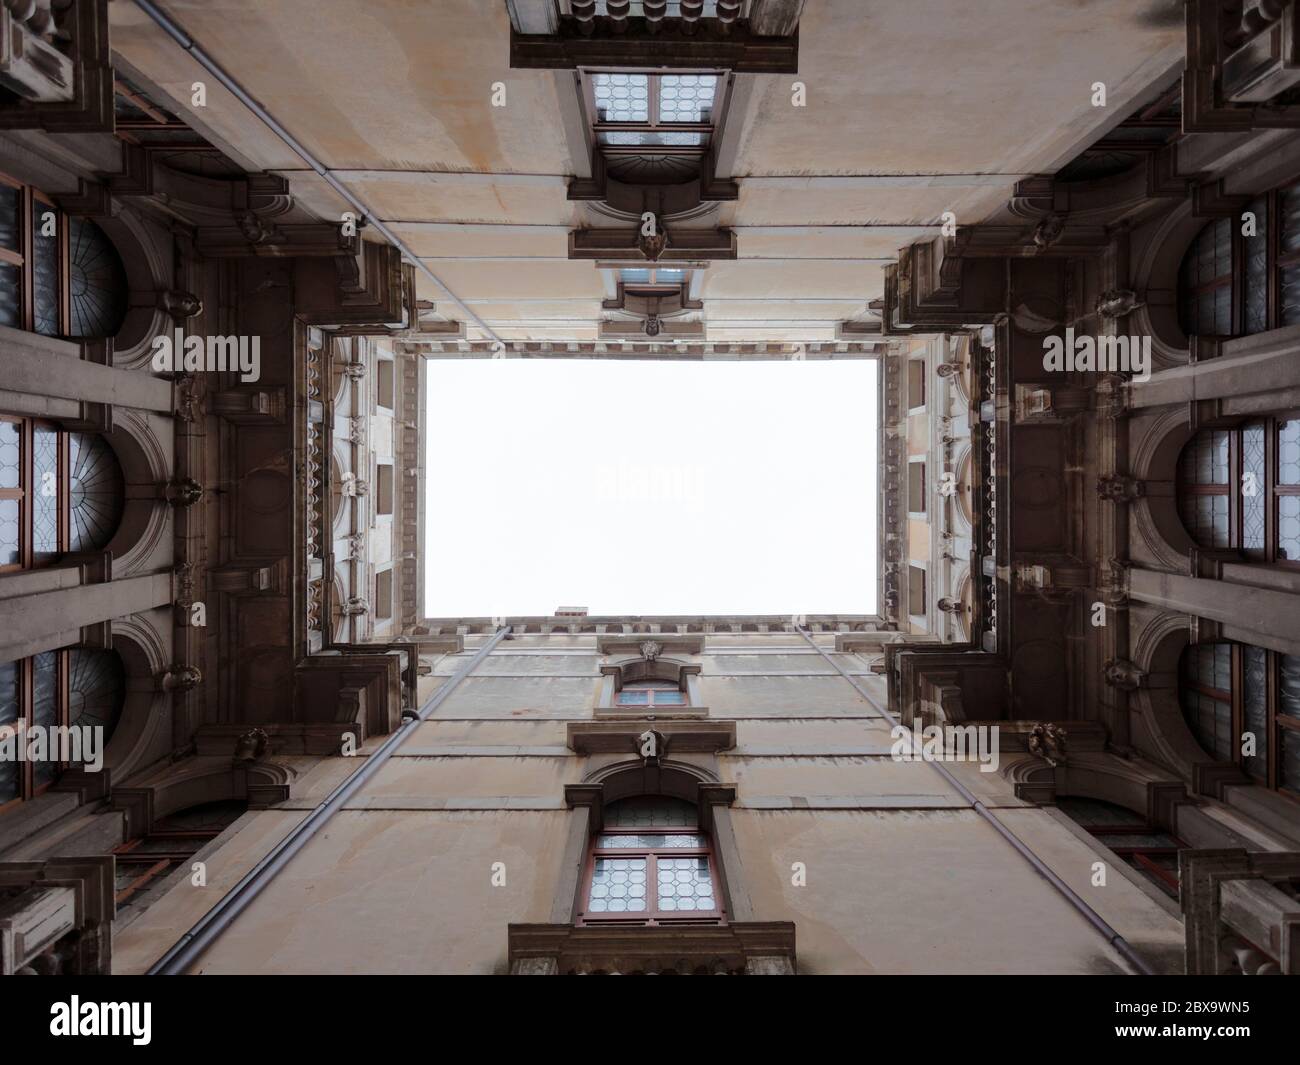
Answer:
xmin=67 ymin=217 xmax=128 ymax=339
xmin=579 ymin=796 xmax=722 ymax=925
xmin=0 ymin=171 xmax=128 ymax=339
xmin=1179 ymin=181 xmax=1300 ymax=337
xmin=0 ymin=646 xmax=124 ymax=811
xmin=1180 ymin=641 xmax=1300 ymax=797
xmin=1055 ymin=797 xmax=1185 ymax=899
xmin=0 ymin=418 xmax=123 ymax=570
xmin=616 ymin=678 xmax=687 ymax=707
xmin=1177 ymin=417 xmax=1300 ymax=561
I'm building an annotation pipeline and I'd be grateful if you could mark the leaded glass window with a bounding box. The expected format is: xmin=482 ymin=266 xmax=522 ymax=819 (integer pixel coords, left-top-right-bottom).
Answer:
xmin=580 ymin=796 xmax=721 ymax=925
xmin=0 ymin=416 xmax=122 ymax=572
xmin=582 ymin=68 xmax=726 ymax=183
xmin=0 ymin=170 xmax=127 ymax=339
xmin=0 ymin=647 xmax=124 ymax=812
xmin=1181 ymin=641 xmax=1300 ymax=797
xmin=1177 ymin=419 xmax=1300 ymax=564
xmin=1179 ymin=179 xmax=1300 ymax=336
xmin=67 ymin=217 xmax=128 ymax=339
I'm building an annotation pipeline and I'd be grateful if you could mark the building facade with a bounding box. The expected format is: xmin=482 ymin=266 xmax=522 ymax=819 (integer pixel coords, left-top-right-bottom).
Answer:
xmin=0 ymin=0 xmax=1297 ymax=975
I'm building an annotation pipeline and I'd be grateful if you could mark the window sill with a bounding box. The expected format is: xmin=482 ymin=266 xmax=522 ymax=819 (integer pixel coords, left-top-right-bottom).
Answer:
xmin=506 ymin=921 xmax=796 ymax=975
xmin=594 ymin=705 xmax=709 ymax=721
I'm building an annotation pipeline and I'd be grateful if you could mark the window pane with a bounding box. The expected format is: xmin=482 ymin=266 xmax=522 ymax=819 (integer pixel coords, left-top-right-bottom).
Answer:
xmin=0 ymin=260 xmax=20 ymax=328
xmin=0 ymin=660 xmax=18 ymax=802
xmin=1244 ymin=646 xmax=1269 ymax=781
xmin=652 ymin=689 xmax=686 ymax=704
xmin=67 ymin=432 xmax=122 ymax=551
xmin=658 ymin=74 xmax=717 ymax=123
xmin=30 ymin=200 xmax=59 ymax=336
xmin=67 ymin=647 xmax=124 ymax=737
xmin=32 ymin=651 xmax=58 ymax=786
xmin=656 ymin=855 xmax=714 ymax=912
xmin=656 ymin=268 xmax=686 ymax=283
xmin=1281 ymin=654 xmax=1300 ymax=720
xmin=1281 ymin=729 xmax=1300 ymax=793
xmin=1279 ymin=496 xmax=1300 ymax=561
xmin=32 ymin=426 xmax=59 ymax=555
xmin=620 ymin=268 xmax=651 ymax=284
xmin=0 ymin=183 xmax=19 ymax=252
xmin=1180 ymin=429 xmax=1229 ymax=485
xmin=1243 ymin=424 xmax=1265 ymax=550
xmin=592 ymin=72 xmax=649 ymax=122
xmin=616 ymin=689 xmax=649 ymax=704
xmin=600 ymin=130 xmax=705 ymax=147
xmin=1180 ymin=493 xmax=1230 ymax=549
xmin=597 ymin=833 xmax=707 ymax=849
xmin=1244 ymin=196 xmax=1269 ymax=334
xmin=0 ymin=419 xmax=17 ymax=488
xmin=1279 ymin=419 xmax=1300 ymax=485
xmin=588 ymin=856 xmax=647 ymax=913
xmin=605 ymin=796 xmax=697 ymax=828
xmin=1282 ymin=182 xmax=1300 ymax=256
xmin=67 ymin=217 xmax=128 ymax=339
xmin=0 ymin=498 xmax=17 ymax=566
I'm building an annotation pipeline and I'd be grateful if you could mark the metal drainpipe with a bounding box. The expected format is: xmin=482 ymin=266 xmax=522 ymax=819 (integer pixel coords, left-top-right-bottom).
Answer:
xmin=131 ymin=0 xmax=507 ymax=348
xmin=148 ymin=627 xmax=512 ymax=975
xmin=795 ymin=627 xmax=1157 ymax=976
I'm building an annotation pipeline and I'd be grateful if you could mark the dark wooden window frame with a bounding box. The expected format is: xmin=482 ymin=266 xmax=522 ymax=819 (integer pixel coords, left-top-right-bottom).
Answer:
xmin=1183 ymin=641 xmax=1300 ymax=801
xmin=580 ymin=68 xmax=730 ymax=160
xmin=1178 ymin=415 xmax=1300 ymax=568
xmin=0 ymin=414 xmax=73 ymax=573
xmin=0 ymin=171 xmax=72 ymax=336
xmin=577 ymin=815 xmax=724 ymax=928
xmin=1180 ymin=182 xmax=1300 ymax=337
xmin=0 ymin=649 xmax=74 ymax=813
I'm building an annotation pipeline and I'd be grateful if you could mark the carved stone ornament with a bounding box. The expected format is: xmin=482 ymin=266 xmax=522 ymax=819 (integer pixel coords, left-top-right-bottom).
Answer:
xmin=159 ymin=289 xmax=204 ymax=320
xmin=1104 ymin=659 xmax=1146 ymax=692
xmin=343 ymin=362 xmax=366 ymax=380
xmin=1095 ymin=288 xmax=1143 ymax=320
xmin=644 ymin=314 xmax=662 ymax=337
xmin=1032 ymin=213 xmax=1065 ymax=250
xmin=164 ymin=478 xmax=204 ymax=508
xmin=341 ymin=597 xmax=370 ymax=616
xmin=1027 ymin=722 xmax=1068 ymax=767
xmin=638 ymin=227 xmax=669 ymax=261
xmin=160 ymin=665 xmax=202 ymax=692
xmin=639 ymin=640 xmax=663 ymax=662
xmin=1096 ymin=474 xmax=1145 ymax=503
xmin=234 ymin=727 xmax=269 ymax=763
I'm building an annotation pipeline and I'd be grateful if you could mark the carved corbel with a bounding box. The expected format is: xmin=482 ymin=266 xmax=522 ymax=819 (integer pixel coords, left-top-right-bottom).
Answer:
xmin=1027 ymin=722 xmax=1068 ymax=767
xmin=1096 ymin=474 xmax=1145 ymax=503
xmin=163 ymin=478 xmax=204 ymax=508
xmin=1104 ymin=659 xmax=1147 ymax=692
xmin=159 ymin=665 xmax=202 ymax=692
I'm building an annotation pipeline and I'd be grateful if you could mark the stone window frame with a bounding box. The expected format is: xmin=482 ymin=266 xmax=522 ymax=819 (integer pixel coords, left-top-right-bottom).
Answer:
xmin=505 ymin=752 xmax=795 ymax=975
xmin=594 ymin=634 xmax=706 ymax=719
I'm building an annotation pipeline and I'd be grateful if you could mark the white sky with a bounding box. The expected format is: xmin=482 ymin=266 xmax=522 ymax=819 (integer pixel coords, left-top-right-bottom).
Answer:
xmin=423 ymin=357 xmax=878 ymax=617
